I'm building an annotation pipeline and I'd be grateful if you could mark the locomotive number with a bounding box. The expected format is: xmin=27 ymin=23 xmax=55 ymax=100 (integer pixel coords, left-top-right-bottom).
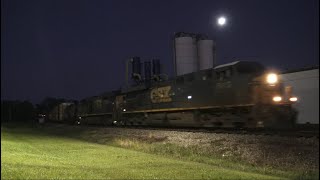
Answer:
xmin=150 ymin=86 xmax=172 ymax=103
xmin=216 ymin=81 xmax=232 ymax=89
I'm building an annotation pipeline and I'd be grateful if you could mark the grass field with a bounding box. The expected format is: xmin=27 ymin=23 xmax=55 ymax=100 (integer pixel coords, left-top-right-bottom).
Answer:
xmin=1 ymin=125 xmax=317 ymax=179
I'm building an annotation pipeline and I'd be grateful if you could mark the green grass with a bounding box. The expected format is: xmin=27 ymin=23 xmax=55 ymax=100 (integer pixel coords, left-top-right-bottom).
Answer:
xmin=0 ymin=125 xmax=317 ymax=180
xmin=108 ymin=138 xmax=319 ymax=180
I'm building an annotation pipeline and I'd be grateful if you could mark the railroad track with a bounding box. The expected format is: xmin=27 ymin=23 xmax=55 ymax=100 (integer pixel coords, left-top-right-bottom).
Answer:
xmin=122 ymin=126 xmax=320 ymax=138
xmin=89 ymin=124 xmax=319 ymax=138
xmin=48 ymin=121 xmax=319 ymax=138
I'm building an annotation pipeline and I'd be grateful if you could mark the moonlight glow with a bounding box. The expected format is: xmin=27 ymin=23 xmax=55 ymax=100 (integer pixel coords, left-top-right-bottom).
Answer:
xmin=217 ymin=16 xmax=226 ymax=26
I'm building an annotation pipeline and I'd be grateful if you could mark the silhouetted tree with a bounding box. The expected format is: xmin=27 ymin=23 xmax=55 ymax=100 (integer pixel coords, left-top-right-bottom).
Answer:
xmin=37 ymin=97 xmax=66 ymax=115
xmin=1 ymin=100 xmax=35 ymax=123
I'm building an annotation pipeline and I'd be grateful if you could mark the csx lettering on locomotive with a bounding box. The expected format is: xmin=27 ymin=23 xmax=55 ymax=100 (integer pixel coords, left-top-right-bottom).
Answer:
xmin=150 ymin=86 xmax=172 ymax=103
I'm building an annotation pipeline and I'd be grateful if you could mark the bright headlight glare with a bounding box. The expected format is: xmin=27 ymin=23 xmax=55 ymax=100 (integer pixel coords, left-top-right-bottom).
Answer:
xmin=289 ymin=97 xmax=298 ymax=102
xmin=273 ymin=96 xmax=282 ymax=102
xmin=266 ymin=73 xmax=278 ymax=84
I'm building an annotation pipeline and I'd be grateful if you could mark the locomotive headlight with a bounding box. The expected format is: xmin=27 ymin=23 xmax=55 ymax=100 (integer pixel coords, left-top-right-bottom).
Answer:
xmin=289 ymin=97 xmax=298 ymax=102
xmin=273 ymin=96 xmax=282 ymax=102
xmin=266 ymin=73 xmax=278 ymax=84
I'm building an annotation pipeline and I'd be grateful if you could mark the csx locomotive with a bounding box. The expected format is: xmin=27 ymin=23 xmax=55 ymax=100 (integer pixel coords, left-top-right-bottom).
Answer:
xmin=49 ymin=60 xmax=298 ymax=129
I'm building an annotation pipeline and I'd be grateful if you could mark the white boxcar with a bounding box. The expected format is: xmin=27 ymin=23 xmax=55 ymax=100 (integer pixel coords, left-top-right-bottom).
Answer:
xmin=280 ymin=67 xmax=319 ymax=124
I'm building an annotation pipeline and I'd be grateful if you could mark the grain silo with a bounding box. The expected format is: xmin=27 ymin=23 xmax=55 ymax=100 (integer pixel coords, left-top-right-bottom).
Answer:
xmin=174 ymin=32 xmax=198 ymax=76
xmin=197 ymin=38 xmax=216 ymax=70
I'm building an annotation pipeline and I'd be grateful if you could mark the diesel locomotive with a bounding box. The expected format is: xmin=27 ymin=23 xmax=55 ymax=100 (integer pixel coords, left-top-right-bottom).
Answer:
xmin=48 ymin=60 xmax=298 ymax=129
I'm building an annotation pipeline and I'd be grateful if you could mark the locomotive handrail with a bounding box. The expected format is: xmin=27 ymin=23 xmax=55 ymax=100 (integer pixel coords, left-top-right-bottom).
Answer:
xmin=122 ymin=104 xmax=254 ymax=114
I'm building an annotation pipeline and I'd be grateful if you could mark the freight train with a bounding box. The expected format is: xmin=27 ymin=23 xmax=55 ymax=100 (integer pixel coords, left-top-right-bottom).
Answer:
xmin=48 ymin=60 xmax=298 ymax=129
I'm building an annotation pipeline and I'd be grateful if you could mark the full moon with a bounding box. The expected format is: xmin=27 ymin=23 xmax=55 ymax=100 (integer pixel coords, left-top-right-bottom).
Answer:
xmin=217 ymin=16 xmax=226 ymax=26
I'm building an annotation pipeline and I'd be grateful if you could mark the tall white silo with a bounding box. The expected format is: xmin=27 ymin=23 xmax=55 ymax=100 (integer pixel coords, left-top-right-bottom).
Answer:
xmin=197 ymin=39 xmax=215 ymax=70
xmin=174 ymin=33 xmax=198 ymax=76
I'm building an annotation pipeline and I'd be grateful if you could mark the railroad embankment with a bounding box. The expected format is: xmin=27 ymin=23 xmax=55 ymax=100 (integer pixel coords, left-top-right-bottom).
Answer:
xmin=2 ymin=123 xmax=318 ymax=179
xmin=78 ymin=126 xmax=319 ymax=172
xmin=44 ymin=124 xmax=319 ymax=177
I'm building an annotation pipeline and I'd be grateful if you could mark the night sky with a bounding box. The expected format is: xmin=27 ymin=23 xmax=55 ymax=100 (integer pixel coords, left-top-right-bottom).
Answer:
xmin=1 ymin=0 xmax=319 ymax=104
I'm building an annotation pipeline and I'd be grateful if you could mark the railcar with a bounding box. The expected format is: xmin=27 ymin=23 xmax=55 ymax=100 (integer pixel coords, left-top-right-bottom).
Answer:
xmin=49 ymin=61 xmax=298 ymax=129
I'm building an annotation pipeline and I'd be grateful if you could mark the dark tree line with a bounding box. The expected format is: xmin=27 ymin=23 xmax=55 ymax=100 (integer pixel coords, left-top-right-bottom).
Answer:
xmin=1 ymin=100 xmax=35 ymax=123
xmin=1 ymin=97 xmax=76 ymax=123
xmin=35 ymin=97 xmax=69 ymax=115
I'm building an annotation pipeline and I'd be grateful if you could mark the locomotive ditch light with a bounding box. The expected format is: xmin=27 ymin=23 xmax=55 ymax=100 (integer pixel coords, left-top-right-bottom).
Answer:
xmin=273 ymin=96 xmax=282 ymax=102
xmin=289 ymin=97 xmax=298 ymax=102
xmin=266 ymin=73 xmax=278 ymax=84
